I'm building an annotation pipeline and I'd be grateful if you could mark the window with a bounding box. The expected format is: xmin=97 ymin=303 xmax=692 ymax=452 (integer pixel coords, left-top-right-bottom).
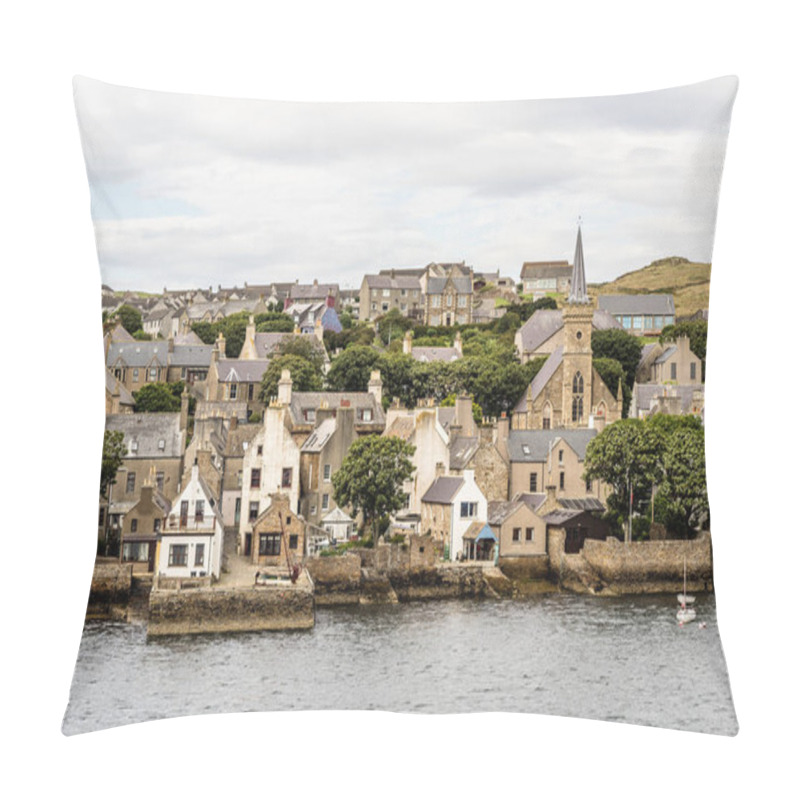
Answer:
xmin=126 ymin=472 xmax=136 ymax=493
xmin=558 ymin=449 xmax=564 ymax=464
xmin=458 ymin=296 xmax=466 ymax=307
xmin=251 ymin=468 xmax=261 ymax=488
xmin=310 ymin=504 xmax=317 ymax=515
xmin=460 ymin=502 xmax=477 ymax=518
xmin=586 ymin=478 xmax=592 ymax=492
xmin=229 ymin=383 xmax=238 ymax=400
xmin=644 ymin=316 xmax=653 ymax=330
xmin=153 ymin=518 xmax=161 ymax=533
xmin=322 ymin=494 xmax=330 ymax=511
xmin=289 ymin=534 xmax=299 ymax=550
xmin=130 ymin=518 xmax=138 ymax=533
xmin=633 ymin=316 xmax=642 ymax=329
xmin=237 ymin=471 xmax=243 ymax=488
xmin=168 ymin=544 xmax=188 ymax=566
xmin=194 ymin=543 xmax=205 ymax=566
xmin=571 ymin=395 xmax=583 ymax=422
xmin=98 ymin=507 xmax=105 ymax=527
xmin=529 ymin=473 xmax=537 ymax=492
xmin=180 ymin=500 xmax=189 ymax=525
xmin=323 ymin=464 xmax=331 ymax=482
xmin=195 ymin=499 xmax=204 ymax=522
xmin=622 ymin=316 xmax=632 ymax=329
xmin=234 ymin=497 xmax=241 ymax=524
xmin=158 ymin=438 xmax=165 ymax=451
xmin=149 ymin=367 xmax=158 ymax=381
xmin=132 ymin=368 xmax=139 ymax=382
xmin=559 ymin=472 xmax=565 ymax=490
xmin=572 ymin=372 xmax=584 ymax=394
xmin=542 ymin=416 xmax=550 ymax=430
xmin=249 ymin=501 xmax=259 ymax=522
xmin=303 ymin=409 xmax=316 ymax=422
xmin=382 ymin=289 xmax=390 ymax=297
xmin=156 ymin=472 xmax=164 ymax=491
xmin=654 ymin=315 xmax=663 ymax=329
xmin=690 ymin=362 xmax=697 ymax=381
xmin=671 ymin=363 xmax=677 ymax=380
xmin=257 ymin=445 xmax=263 ymax=456
xmin=259 ymin=533 xmax=281 ymax=556
xmin=525 ymin=528 xmax=533 ymax=542
xmin=122 ymin=542 xmax=149 ymax=562
xmin=358 ymin=408 xmax=373 ymax=422
xmin=432 ymin=296 xmax=441 ymax=308
xmin=281 ymin=468 xmax=293 ymax=488
xmin=512 ymin=528 xmax=520 ymax=542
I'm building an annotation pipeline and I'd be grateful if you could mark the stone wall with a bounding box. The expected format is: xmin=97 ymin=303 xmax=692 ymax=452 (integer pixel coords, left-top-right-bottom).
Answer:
xmin=387 ymin=565 xmax=497 ymax=602
xmin=148 ymin=582 xmax=314 ymax=635
xmin=305 ymin=553 xmax=362 ymax=605
xmin=498 ymin=555 xmax=551 ymax=581
xmin=87 ymin=560 xmax=133 ymax=618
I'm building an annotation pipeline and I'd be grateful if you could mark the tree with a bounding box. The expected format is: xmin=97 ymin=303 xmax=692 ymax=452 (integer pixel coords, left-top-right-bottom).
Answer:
xmin=259 ymin=354 xmax=323 ymax=402
xmin=592 ymin=356 xmax=631 ymax=417
xmin=116 ymin=304 xmax=143 ymax=335
xmin=276 ymin=335 xmax=326 ymax=372
xmin=101 ymin=429 xmax=126 ymax=497
xmin=660 ymin=319 xmax=707 ymax=362
xmin=332 ymin=435 xmax=415 ymax=540
xmin=591 ymin=328 xmax=642 ymax=388
xmin=255 ymin=312 xmax=294 ymax=333
xmin=133 ymin=383 xmax=182 ymax=412
xmin=441 ymin=394 xmax=483 ymax=424
xmin=326 ymin=346 xmax=382 ymax=391
xmin=376 ymin=308 xmax=415 ymax=346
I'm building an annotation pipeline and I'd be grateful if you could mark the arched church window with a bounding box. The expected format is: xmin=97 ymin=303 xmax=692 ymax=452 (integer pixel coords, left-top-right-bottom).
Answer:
xmin=572 ymin=396 xmax=583 ymax=422
xmin=542 ymin=401 xmax=551 ymax=430
xmin=572 ymin=372 xmax=584 ymax=394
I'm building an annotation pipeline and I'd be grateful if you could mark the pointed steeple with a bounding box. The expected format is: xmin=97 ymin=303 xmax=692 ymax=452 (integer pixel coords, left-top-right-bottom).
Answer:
xmin=568 ymin=223 xmax=590 ymax=304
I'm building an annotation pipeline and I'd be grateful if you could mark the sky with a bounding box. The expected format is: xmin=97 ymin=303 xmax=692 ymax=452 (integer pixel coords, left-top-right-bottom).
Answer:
xmin=74 ymin=76 xmax=737 ymax=293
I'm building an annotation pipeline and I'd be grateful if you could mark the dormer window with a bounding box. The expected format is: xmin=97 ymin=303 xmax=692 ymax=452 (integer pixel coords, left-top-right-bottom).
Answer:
xmin=158 ymin=439 xmax=165 ymax=451
xmin=130 ymin=441 xmax=139 ymax=453
xmin=358 ymin=408 xmax=373 ymax=422
xmin=303 ymin=409 xmax=316 ymax=422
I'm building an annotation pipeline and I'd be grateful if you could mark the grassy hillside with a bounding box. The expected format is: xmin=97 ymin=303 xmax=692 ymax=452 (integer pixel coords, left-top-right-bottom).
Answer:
xmin=588 ymin=256 xmax=710 ymax=319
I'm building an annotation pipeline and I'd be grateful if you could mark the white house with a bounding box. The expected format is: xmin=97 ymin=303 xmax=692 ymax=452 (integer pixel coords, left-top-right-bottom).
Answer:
xmin=420 ymin=469 xmax=487 ymax=561
xmin=158 ymin=464 xmax=224 ymax=580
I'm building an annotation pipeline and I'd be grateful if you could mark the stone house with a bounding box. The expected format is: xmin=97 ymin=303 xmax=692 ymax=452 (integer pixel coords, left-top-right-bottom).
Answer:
xmin=250 ymin=493 xmax=306 ymax=568
xmin=105 ymin=369 xmax=135 ymax=414
xmin=630 ymin=384 xmax=705 ymax=420
xmin=488 ymin=494 xmax=548 ymax=558
xmin=636 ymin=335 xmax=702 ymax=384
xmin=164 ymin=338 xmax=213 ymax=385
xmin=284 ymin=301 xmax=342 ymax=334
xmin=424 ymin=270 xmax=473 ymax=327
xmin=119 ymin=474 xmax=171 ymax=573
xmin=106 ymin=341 xmax=170 ymax=393
xmin=158 ymin=463 xmax=224 ymax=581
xmin=287 ymin=280 xmax=340 ymax=311
xmin=359 ymin=272 xmax=423 ymax=321
xmin=202 ymin=331 xmax=270 ymax=417
xmin=520 ymin=260 xmax=573 ymax=297
xmin=597 ymin=294 xmax=676 ymax=335
xmin=105 ymin=406 xmax=188 ymax=536
xmin=420 ymin=469 xmax=487 ymax=561
xmin=500 ymin=425 xmax=609 ymax=504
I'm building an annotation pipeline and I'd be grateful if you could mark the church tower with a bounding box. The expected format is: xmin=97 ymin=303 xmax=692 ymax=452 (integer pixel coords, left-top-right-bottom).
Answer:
xmin=561 ymin=225 xmax=594 ymax=427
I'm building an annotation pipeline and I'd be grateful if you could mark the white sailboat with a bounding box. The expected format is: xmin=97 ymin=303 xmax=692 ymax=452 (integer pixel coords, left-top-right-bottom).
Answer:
xmin=677 ymin=557 xmax=696 ymax=624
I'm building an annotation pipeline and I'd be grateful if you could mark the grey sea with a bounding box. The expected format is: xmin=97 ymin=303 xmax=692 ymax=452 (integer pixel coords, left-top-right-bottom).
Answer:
xmin=62 ymin=593 xmax=737 ymax=736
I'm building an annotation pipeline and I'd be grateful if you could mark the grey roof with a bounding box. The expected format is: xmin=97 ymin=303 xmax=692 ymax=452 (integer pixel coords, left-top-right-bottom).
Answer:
xmin=301 ymin=417 xmax=337 ymax=453
xmin=105 ymin=370 xmax=135 ymax=406
xmin=217 ymin=359 xmax=270 ymax=383
xmin=173 ymin=330 xmax=205 ymax=345
xmin=520 ymin=260 xmax=571 ymax=279
xmin=488 ymin=499 xmax=524 ymax=525
xmin=412 ymin=346 xmax=460 ymax=363
xmin=108 ymin=325 xmax=135 ymax=343
xmin=421 ymin=476 xmax=464 ymax=505
xmin=379 ymin=267 xmax=426 ymax=277
xmin=542 ymin=509 xmax=584 ymax=525
xmin=517 ymin=309 xmax=621 ymax=354
xmin=223 ymin=424 xmax=260 ymax=457
xmin=638 ymin=342 xmax=659 ymax=369
xmin=426 ymin=276 xmax=473 ymax=295
xmin=634 ymin=384 xmax=704 ymax=414
xmin=653 ymin=346 xmax=677 ymax=365
xmin=289 ymin=392 xmax=385 ymax=426
xmin=513 ymin=492 xmax=548 ymax=511
xmin=598 ymin=294 xmax=675 ymax=315
xmin=107 ymin=341 xmax=169 ymax=368
xmin=513 ymin=346 xmax=564 ymax=412
xmin=290 ymin=283 xmax=338 ymax=299
xmin=436 ymin=407 xmax=456 ymax=431
xmin=506 ymin=428 xmax=598 ymax=462
xmin=557 ymin=497 xmax=605 ymax=511
xmin=449 ymin=436 xmax=479 ymax=470
xmin=169 ymin=344 xmax=213 ymax=367
xmin=363 ymin=274 xmax=421 ymax=290
xmin=106 ymin=413 xmax=184 ymax=459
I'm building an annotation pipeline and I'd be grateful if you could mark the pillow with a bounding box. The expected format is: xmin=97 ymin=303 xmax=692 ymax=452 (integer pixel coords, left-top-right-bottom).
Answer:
xmin=64 ymin=75 xmax=738 ymax=736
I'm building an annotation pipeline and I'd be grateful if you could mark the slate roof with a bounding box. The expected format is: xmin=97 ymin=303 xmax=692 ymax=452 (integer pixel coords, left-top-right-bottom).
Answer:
xmin=383 ymin=416 xmax=416 ymax=441
xmin=379 ymin=267 xmax=426 ymax=277
xmin=513 ymin=492 xmax=548 ymax=511
xmin=426 ymin=276 xmax=473 ymax=295
xmin=520 ymin=260 xmax=571 ymax=279
xmin=654 ymin=346 xmax=677 ymax=365
xmin=363 ymin=274 xmax=422 ymax=290
xmin=106 ymin=413 xmax=184 ymax=459
xmin=449 ymin=435 xmax=479 ymax=470
xmin=223 ymin=424 xmax=260 ymax=458
xmin=169 ymin=344 xmax=213 ymax=367
xmin=421 ymin=476 xmax=464 ymax=505
xmin=301 ymin=417 xmax=337 ymax=453
xmin=107 ymin=341 xmax=169 ymax=368
xmin=105 ymin=369 xmax=135 ymax=406
xmin=517 ymin=309 xmax=622 ymax=354
xmin=556 ymin=497 xmax=605 ymax=511
xmin=173 ymin=330 xmax=204 ymax=345
xmin=506 ymin=428 xmax=598 ymax=462
xmin=290 ymin=283 xmax=339 ymax=300
xmin=513 ymin=346 xmax=564 ymax=412
xmin=463 ymin=521 xmax=494 ymax=541
xmin=217 ymin=359 xmax=270 ymax=383
xmin=634 ymin=384 xmax=704 ymax=414
xmin=488 ymin=499 xmax=524 ymax=525
xmin=638 ymin=342 xmax=659 ymax=369
xmin=411 ymin=346 xmax=460 ymax=363
xmin=542 ymin=509 xmax=584 ymax=525
xmin=289 ymin=392 xmax=385 ymax=426
xmin=597 ymin=294 xmax=675 ymax=315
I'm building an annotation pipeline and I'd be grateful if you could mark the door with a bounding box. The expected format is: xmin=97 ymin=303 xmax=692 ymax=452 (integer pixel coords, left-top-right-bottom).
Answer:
xmin=244 ymin=533 xmax=252 ymax=557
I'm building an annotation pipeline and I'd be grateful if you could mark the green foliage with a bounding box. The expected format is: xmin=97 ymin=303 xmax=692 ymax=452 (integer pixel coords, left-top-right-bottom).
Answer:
xmin=132 ymin=329 xmax=152 ymax=341
xmin=376 ymin=309 xmax=416 ymax=345
xmin=259 ymin=354 xmax=323 ymax=402
xmin=592 ymin=357 xmax=631 ymax=417
xmin=326 ymin=345 xmax=382 ymax=391
xmin=190 ymin=312 xmax=252 ymax=357
xmin=518 ymin=295 xmax=558 ymax=321
xmin=660 ymin=319 xmax=707 ymax=373
xmin=133 ymin=382 xmax=182 ymax=413
xmin=591 ymin=328 xmax=643 ymax=388
xmin=254 ymin=312 xmax=294 ymax=333
xmin=377 ymin=352 xmax=416 ymax=406
xmin=191 ymin=321 xmax=216 ymax=345
xmin=276 ymin=335 xmax=326 ymax=372
xmin=324 ymin=324 xmax=376 ymax=352
xmin=116 ymin=304 xmax=143 ymax=334
xmin=101 ymin=429 xmax=127 ymax=496
xmin=332 ymin=435 xmax=415 ymax=540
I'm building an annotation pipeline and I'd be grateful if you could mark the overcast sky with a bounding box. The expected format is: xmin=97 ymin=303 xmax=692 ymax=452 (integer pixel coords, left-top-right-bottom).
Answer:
xmin=74 ymin=76 xmax=737 ymax=293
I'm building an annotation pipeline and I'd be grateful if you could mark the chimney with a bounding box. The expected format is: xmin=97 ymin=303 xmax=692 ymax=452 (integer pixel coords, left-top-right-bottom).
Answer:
xmin=495 ymin=412 xmax=510 ymax=458
xmin=180 ymin=386 xmax=190 ymax=432
xmin=539 ymin=485 xmax=560 ymax=515
xmin=216 ymin=331 xmax=226 ymax=359
xmin=368 ymin=370 xmax=383 ymax=406
xmin=313 ymin=278 xmax=318 ymax=288
xmin=454 ymin=331 xmax=462 ymax=356
xmin=403 ymin=329 xmax=413 ymax=355
xmin=229 ymin=415 xmax=238 ymax=431
xmin=168 ymin=335 xmax=174 ymax=353
xmin=435 ymin=462 xmax=446 ymax=478
xmin=278 ymin=369 xmax=293 ymax=405
xmin=454 ymin=394 xmax=475 ymax=437
xmin=139 ymin=484 xmax=154 ymax=508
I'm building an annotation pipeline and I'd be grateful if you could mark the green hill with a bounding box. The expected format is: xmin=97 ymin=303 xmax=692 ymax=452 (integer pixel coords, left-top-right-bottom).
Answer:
xmin=589 ymin=256 xmax=710 ymax=319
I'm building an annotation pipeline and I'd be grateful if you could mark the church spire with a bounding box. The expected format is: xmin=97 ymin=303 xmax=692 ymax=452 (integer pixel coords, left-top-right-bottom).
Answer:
xmin=568 ymin=222 xmax=590 ymax=304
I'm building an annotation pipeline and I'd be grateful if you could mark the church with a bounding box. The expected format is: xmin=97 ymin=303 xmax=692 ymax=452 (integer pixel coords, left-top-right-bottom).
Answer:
xmin=511 ymin=227 xmax=623 ymax=432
